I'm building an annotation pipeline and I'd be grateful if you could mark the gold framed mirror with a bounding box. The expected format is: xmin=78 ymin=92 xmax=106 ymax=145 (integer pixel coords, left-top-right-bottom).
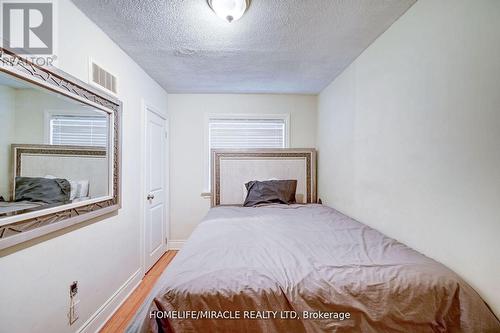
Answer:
xmin=0 ymin=48 xmax=121 ymax=250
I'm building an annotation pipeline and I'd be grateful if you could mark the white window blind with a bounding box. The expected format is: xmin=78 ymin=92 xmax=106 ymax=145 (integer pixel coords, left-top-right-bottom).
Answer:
xmin=209 ymin=118 xmax=286 ymax=149
xmin=50 ymin=115 xmax=108 ymax=147
xmin=205 ymin=116 xmax=288 ymax=191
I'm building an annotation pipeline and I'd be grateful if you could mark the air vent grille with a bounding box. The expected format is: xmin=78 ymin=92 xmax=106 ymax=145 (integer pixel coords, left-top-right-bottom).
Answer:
xmin=91 ymin=62 xmax=117 ymax=94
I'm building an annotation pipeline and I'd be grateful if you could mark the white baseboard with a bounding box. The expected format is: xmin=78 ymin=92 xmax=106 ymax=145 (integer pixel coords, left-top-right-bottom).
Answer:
xmin=167 ymin=239 xmax=185 ymax=250
xmin=77 ymin=268 xmax=143 ymax=333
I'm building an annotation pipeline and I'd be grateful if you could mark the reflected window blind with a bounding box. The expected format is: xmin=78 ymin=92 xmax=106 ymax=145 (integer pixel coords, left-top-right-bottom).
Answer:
xmin=209 ymin=118 xmax=286 ymax=149
xmin=50 ymin=115 xmax=108 ymax=147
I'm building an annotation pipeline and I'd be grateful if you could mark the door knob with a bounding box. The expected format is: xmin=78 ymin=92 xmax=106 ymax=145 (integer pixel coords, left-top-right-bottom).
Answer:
xmin=147 ymin=193 xmax=155 ymax=200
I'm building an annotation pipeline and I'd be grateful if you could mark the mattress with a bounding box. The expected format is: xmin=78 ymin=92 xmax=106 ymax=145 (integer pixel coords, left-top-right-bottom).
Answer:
xmin=0 ymin=201 xmax=44 ymax=215
xmin=128 ymin=204 xmax=500 ymax=332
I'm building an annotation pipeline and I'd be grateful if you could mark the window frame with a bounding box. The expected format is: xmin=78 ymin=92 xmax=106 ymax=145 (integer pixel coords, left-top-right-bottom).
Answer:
xmin=44 ymin=110 xmax=109 ymax=147
xmin=203 ymin=113 xmax=290 ymax=194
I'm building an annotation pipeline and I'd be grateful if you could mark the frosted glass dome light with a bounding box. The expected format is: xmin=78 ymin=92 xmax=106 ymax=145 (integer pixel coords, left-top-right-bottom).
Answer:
xmin=207 ymin=0 xmax=250 ymax=23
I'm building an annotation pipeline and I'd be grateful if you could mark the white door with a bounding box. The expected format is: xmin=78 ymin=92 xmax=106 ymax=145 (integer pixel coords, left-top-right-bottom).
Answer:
xmin=144 ymin=109 xmax=168 ymax=272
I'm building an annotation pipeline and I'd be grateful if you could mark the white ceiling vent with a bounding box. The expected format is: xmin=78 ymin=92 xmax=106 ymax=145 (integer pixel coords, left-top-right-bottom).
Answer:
xmin=90 ymin=60 xmax=117 ymax=95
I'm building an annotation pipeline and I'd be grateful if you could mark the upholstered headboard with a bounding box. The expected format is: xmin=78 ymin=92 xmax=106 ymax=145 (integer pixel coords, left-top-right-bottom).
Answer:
xmin=211 ymin=148 xmax=316 ymax=207
xmin=11 ymin=144 xmax=109 ymax=200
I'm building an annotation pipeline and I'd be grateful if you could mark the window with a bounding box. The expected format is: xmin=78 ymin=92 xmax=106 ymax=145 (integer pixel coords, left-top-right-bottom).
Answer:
xmin=209 ymin=117 xmax=288 ymax=149
xmin=50 ymin=115 xmax=108 ymax=147
xmin=205 ymin=114 xmax=289 ymax=191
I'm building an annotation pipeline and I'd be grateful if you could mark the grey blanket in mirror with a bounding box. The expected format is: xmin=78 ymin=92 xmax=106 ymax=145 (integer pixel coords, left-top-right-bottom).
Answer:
xmin=15 ymin=177 xmax=71 ymax=204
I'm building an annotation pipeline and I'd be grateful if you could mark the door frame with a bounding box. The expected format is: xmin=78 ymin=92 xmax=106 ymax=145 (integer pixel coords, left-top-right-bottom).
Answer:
xmin=140 ymin=100 xmax=170 ymax=275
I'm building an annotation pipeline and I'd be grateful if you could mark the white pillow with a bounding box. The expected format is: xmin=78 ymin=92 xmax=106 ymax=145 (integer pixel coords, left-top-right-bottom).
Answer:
xmin=44 ymin=176 xmax=88 ymax=200
xmin=74 ymin=180 xmax=90 ymax=198
xmin=68 ymin=180 xmax=77 ymax=200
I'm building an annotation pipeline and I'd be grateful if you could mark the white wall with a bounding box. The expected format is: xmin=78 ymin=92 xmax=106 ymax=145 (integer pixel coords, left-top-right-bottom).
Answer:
xmin=0 ymin=86 xmax=15 ymax=199
xmin=168 ymin=94 xmax=317 ymax=240
xmin=13 ymin=88 xmax=98 ymax=144
xmin=0 ymin=1 xmax=168 ymax=332
xmin=317 ymin=0 xmax=500 ymax=317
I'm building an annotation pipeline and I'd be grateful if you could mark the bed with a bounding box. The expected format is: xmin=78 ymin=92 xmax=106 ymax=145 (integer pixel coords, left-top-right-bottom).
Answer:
xmin=127 ymin=149 xmax=500 ymax=333
xmin=0 ymin=201 xmax=45 ymax=215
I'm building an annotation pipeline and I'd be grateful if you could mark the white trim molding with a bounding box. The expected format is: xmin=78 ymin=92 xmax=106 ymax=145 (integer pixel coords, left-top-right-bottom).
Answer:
xmin=167 ymin=239 xmax=186 ymax=250
xmin=77 ymin=268 xmax=142 ymax=333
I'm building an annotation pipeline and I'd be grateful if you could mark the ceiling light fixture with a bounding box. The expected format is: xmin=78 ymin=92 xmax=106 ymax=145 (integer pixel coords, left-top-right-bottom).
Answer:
xmin=207 ymin=0 xmax=250 ymax=23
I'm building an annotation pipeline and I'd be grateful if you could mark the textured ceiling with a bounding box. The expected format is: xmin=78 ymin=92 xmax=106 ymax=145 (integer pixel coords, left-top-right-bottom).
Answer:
xmin=71 ymin=0 xmax=416 ymax=94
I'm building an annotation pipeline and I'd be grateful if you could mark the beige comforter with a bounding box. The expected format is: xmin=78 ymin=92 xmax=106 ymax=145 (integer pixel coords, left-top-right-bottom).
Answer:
xmin=128 ymin=204 xmax=499 ymax=333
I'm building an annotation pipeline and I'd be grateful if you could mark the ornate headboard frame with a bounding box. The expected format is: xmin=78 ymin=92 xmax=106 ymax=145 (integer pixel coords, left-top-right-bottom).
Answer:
xmin=0 ymin=48 xmax=121 ymax=251
xmin=211 ymin=148 xmax=317 ymax=207
xmin=10 ymin=144 xmax=108 ymax=200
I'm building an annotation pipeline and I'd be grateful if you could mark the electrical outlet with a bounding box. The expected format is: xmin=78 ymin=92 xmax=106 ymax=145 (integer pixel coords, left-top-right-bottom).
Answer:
xmin=70 ymin=281 xmax=78 ymax=297
xmin=68 ymin=300 xmax=80 ymax=325
xmin=68 ymin=281 xmax=79 ymax=325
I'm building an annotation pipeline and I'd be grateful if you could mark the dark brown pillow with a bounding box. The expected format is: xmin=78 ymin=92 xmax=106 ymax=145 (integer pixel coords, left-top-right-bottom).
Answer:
xmin=243 ymin=180 xmax=297 ymax=207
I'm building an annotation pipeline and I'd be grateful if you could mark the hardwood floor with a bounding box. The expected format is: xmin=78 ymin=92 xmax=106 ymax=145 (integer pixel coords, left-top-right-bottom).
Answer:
xmin=100 ymin=250 xmax=178 ymax=333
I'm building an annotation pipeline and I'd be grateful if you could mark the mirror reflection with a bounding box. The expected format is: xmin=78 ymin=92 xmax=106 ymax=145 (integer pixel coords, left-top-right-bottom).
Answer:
xmin=0 ymin=72 xmax=110 ymax=218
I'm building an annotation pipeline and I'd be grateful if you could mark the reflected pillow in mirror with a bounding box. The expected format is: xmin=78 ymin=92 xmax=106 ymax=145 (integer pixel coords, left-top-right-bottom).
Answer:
xmin=45 ymin=175 xmax=89 ymax=200
xmin=243 ymin=180 xmax=297 ymax=207
xmin=15 ymin=177 xmax=71 ymax=204
xmin=74 ymin=180 xmax=90 ymax=198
